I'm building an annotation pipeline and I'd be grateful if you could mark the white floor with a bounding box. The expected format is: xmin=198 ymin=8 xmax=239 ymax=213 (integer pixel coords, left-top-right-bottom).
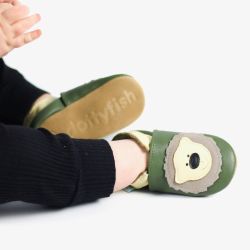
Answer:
xmin=1 ymin=1 xmax=249 ymax=249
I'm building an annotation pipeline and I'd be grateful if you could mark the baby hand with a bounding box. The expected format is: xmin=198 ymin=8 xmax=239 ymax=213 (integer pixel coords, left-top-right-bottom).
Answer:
xmin=0 ymin=0 xmax=41 ymax=57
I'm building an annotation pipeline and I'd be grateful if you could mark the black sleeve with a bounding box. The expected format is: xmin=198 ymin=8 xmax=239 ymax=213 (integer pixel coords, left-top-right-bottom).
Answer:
xmin=0 ymin=58 xmax=47 ymax=125
xmin=0 ymin=123 xmax=115 ymax=207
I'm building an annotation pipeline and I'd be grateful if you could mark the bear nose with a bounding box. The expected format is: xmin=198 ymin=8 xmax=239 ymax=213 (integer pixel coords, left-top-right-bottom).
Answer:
xmin=189 ymin=153 xmax=200 ymax=169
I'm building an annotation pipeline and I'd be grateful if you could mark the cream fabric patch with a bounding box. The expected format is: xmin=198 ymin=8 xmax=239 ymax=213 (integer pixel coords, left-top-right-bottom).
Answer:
xmin=164 ymin=133 xmax=222 ymax=194
xmin=23 ymin=94 xmax=56 ymax=126
xmin=125 ymin=131 xmax=151 ymax=152
xmin=131 ymin=171 xmax=149 ymax=189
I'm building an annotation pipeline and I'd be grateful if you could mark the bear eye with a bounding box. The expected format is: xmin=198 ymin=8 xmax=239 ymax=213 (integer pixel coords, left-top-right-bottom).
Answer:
xmin=187 ymin=155 xmax=190 ymax=157
xmin=186 ymin=163 xmax=189 ymax=166
xmin=189 ymin=153 xmax=200 ymax=169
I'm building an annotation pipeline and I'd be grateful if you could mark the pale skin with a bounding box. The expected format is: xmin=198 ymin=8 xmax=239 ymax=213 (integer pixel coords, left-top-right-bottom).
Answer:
xmin=110 ymin=139 xmax=148 ymax=192
xmin=0 ymin=0 xmax=148 ymax=192
xmin=0 ymin=0 xmax=41 ymax=57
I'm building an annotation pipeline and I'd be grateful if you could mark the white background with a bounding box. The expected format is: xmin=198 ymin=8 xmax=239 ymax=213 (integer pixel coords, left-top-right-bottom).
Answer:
xmin=1 ymin=0 xmax=250 ymax=249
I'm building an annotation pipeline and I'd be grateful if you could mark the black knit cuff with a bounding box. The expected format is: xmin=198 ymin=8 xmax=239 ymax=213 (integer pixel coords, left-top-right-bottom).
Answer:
xmin=70 ymin=139 xmax=116 ymax=205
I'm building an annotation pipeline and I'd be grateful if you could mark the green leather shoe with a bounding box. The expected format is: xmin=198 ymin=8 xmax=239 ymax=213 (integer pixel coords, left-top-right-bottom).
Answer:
xmin=113 ymin=130 xmax=236 ymax=196
xmin=26 ymin=74 xmax=145 ymax=139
